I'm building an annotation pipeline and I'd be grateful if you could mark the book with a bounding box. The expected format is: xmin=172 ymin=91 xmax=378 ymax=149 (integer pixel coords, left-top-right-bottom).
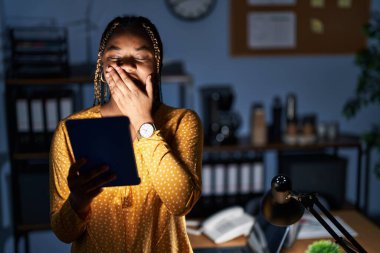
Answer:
xmin=297 ymin=213 xmax=358 ymax=239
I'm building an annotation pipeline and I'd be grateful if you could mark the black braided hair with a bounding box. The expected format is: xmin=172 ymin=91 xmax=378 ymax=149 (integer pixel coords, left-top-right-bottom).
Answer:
xmin=93 ymin=16 xmax=163 ymax=105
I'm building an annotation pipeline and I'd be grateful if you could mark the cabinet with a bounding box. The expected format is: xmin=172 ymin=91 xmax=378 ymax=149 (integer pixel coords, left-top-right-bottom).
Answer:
xmin=5 ymin=76 xmax=86 ymax=253
xmin=188 ymin=134 xmax=363 ymax=218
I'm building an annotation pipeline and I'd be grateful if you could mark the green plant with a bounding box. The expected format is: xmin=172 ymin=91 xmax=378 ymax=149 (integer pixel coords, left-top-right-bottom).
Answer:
xmin=306 ymin=240 xmax=342 ymax=253
xmin=343 ymin=13 xmax=380 ymax=179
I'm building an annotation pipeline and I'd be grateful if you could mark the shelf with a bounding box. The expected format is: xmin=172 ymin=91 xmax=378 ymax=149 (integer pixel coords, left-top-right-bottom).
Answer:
xmin=161 ymin=74 xmax=192 ymax=84
xmin=6 ymin=76 xmax=92 ymax=85
xmin=10 ymin=134 xmax=361 ymax=161
xmin=204 ymin=134 xmax=362 ymax=153
xmin=6 ymin=73 xmax=192 ymax=86
xmin=17 ymin=224 xmax=50 ymax=233
xmin=12 ymin=152 xmax=49 ymax=161
xmin=6 ymin=27 xmax=69 ymax=79
xmin=6 ymin=71 xmax=194 ymax=108
xmin=188 ymin=193 xmax=263 ymax=218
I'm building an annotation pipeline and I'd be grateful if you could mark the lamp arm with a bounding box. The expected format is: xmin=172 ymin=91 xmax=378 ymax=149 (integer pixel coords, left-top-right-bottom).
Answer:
xmin=314 ymin=198 xmax=366 ymax=253
xmin=294 ymin=193 xmax=367 ymax=253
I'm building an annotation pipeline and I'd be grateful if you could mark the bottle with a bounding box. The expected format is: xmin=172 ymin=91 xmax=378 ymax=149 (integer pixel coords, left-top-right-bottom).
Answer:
xmin=285 ymin=93 xmax=297 ymax=139
xmin=271 ymin=96 xmax=282 ymax=143
xmin=250 ymin=103 xmax=267 ymax=146
xmin=285 ymin=93 xmax=297 ymax=124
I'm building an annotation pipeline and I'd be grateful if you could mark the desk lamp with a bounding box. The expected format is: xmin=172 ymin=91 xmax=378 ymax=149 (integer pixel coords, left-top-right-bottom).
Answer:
xmin=261 ymin=175 xmax=367 ymax=253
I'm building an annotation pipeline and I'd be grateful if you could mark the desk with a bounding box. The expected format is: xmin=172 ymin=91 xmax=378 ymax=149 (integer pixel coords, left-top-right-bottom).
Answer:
xmin=188 ymin=210 xmax=380 ymax=252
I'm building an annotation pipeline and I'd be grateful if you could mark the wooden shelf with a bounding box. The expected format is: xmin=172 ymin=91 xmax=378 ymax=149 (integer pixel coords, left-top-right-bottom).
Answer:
xmin=6 ymin=76 xmax=92 ymax=86
xmin=204 ymin=134 xmax=361 ymax=153
xmin=16 ymin=224 xmax=50 ymax=233
xmin=161 ymin=74 xmax=193 ymax=84
xmin=6 ymin=73 xmax=193 ymax=86
xmin=12 ymin=152 xmax=49 ymax=161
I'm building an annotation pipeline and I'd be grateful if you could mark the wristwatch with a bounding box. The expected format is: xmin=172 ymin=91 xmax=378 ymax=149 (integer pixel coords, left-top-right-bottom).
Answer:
xmin=137 ymin=122 xmax=156 ymax=140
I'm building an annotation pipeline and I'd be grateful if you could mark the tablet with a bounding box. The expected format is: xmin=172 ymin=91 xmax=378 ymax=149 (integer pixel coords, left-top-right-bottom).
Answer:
xmin=65 ymin=116 xmax=141 ymax=187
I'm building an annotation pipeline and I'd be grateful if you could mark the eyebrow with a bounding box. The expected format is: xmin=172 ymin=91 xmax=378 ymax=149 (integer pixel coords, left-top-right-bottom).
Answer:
xmin=105 ymin=44 xmax=152 ymax=52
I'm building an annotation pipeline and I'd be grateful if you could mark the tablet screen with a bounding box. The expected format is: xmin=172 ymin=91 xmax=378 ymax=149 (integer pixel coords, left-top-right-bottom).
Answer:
xmin=66 ymin=116 xmax=140 ymax=187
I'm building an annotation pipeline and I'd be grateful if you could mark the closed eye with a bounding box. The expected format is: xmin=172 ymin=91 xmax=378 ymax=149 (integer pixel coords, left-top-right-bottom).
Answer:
xmin=107 ymin=57 xmax=121 ymax=62
xmin=135 ymin=57 xmax=149 ymax=62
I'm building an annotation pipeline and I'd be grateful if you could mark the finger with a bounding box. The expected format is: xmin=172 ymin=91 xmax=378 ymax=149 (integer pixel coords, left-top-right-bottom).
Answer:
xmin=110 ymin=80 xmax=125 ymax=105
xmin=106 ymin=72 xmax=118 ymax=95
xmin=106 ymin=70 xmax=125 ymax=102
xmin=145 ymin=74 xmax=154 ymax=99
xmin=84 ymin=172 xmax=117 ymax=193
xmin=113 ymin=65 xmax=139 ymax=93
xmin=81 ymin=165 xmax=110 ymax=185
xmin=108 ymin=66 xmax=131 ymax=94
xmin=68 ymin=158 xmax=87 ymax=178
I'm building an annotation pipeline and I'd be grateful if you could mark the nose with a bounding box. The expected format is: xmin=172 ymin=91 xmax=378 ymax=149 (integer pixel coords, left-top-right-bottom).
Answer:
xmin=117 ymin=58 xmax=136 ymax=73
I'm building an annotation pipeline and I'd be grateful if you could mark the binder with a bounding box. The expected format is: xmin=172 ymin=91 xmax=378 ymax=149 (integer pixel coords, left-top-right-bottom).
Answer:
xmin=227 ymin=161 xmax=239 ymax=195
xmin=31 ymin=98 xmax=46 ymax=150
xmin=202 ymin=162 xmax=213 ymax=196
xmin=252 ymin=160 xmax=264 ymax=193
xmin=16 ymin=97 xmax=32 ymax=151
xmin=31 ymin=99 xmax=44 ymax=132
xmin=16 ymin=99 xmax=29 ymax=132
xmin=240 ymin=159 xmax=251 ymax=194
xmin=45 ymin=98 xmax=58 ymax=132
xmin=60 ymin=97 xmax=73 ymax=119
xmin=214 ymin=162 xmax=225 ymax=196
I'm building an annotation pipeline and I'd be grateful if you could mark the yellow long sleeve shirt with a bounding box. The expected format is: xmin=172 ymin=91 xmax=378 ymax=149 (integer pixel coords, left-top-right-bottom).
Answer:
xmin=49 ymin=103 xmax=203 ymax=253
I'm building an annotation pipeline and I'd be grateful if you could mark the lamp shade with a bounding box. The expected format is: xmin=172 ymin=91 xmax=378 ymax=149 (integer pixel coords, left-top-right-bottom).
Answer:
xmin=261 ymin=175 xmax=304 ymax=226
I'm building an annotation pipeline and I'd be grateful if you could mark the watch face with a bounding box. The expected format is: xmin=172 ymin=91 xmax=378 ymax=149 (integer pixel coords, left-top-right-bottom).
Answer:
xmin=139 ymin=123 xmax=155 ymax=138
xmin=166 ymin=0 xmax=216 ymax=21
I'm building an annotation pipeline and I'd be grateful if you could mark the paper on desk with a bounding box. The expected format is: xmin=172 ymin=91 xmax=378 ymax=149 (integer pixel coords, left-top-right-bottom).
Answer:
xmin=297 ymin=214 xmax=358 ymax=239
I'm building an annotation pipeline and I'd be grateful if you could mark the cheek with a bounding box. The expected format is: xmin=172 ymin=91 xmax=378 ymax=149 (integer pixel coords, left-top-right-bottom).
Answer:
xmin=138 ymin=64 xmax=155 ymax=80
xmin=143 ymin=59 xmax=155 ymax=71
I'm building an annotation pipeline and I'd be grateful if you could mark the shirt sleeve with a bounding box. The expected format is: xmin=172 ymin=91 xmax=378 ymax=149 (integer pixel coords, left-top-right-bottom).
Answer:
xmin=49 ymin=121 xmax=89 ymax=243
xmin=135 ymin=110 xmax=203 ymax=216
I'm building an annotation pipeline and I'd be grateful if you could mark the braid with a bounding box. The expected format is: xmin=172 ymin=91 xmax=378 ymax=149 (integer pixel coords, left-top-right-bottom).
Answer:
xmin=93 ymin=16 xmax=164 ymax=106
xmin=140 ymin=19 xmax=163 ymax=102
xmin=142 ymin=23 xmax=161 ymax=74
xmin=93 ymin=55 xmax=103 ymax=106
xmin=93 ymin=20 xmax=121 ymax=105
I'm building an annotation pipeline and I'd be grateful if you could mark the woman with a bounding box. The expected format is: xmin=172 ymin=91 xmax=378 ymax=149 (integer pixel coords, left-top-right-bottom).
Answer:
xmin=49 ymin=15 xmax=203 ymax=253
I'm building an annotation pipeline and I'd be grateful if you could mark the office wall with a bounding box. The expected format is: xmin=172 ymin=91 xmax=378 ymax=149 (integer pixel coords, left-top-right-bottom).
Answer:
xmin=0 ymin=0 xmax=380 ymax=252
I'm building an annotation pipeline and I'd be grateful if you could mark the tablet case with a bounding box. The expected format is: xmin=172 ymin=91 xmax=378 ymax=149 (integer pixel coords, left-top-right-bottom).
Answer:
xmin=65 ymin=116 xmax=141 ymax=187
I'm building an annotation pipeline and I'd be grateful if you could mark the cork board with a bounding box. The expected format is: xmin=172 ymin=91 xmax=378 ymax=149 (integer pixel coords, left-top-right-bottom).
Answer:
xmin=230 ymin=0 xmax=370 ymax=56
